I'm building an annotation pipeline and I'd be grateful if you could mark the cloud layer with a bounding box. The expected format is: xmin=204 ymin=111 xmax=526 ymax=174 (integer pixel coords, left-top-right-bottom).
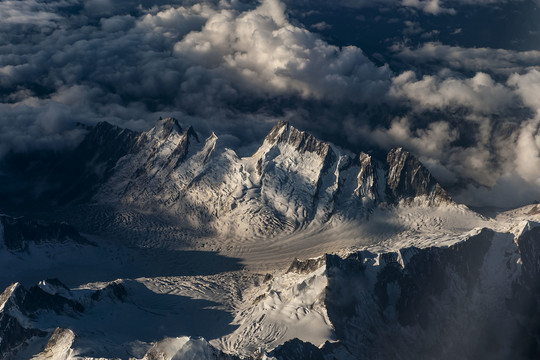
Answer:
xmin=394 ymin=42 xmax=540 ymax=75
xmin=0 ymin=0 xmax=392 ymax=154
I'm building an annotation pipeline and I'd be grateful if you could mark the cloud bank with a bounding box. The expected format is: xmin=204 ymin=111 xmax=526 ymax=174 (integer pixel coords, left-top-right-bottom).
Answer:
xmin=0 ymin=0 xmax=391 ymax=154
xmin=394 ymin=42 xmax=540 ymax=75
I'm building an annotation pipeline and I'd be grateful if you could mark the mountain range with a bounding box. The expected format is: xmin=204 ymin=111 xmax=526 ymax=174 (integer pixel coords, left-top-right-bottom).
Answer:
xmin=1 ymin=118 xmax=540 ymax=359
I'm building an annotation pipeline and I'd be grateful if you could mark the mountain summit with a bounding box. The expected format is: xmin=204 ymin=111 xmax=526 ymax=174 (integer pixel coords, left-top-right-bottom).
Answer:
xmin=0 ymin=118 xmax=453 ymax=236
xmin=88 ymin=118 xmax=454 ymax=235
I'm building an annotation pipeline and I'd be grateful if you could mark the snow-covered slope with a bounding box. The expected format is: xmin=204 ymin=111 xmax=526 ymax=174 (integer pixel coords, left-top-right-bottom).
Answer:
xmin=2 ymin=200 xmax=540 ymax=360
xmin=218 ymin=216 xmax=540 ymax=359
xmin=92 ymin=118 xmax=455 ymax=238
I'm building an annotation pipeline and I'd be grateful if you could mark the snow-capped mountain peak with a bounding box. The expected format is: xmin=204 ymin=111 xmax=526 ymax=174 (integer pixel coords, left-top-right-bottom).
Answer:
xmin=85 ymin=119 xmax=457 ymax=236
xmin=386 ymin=147 xmax=452 ymax=205
xmin=264 ymin=120 xmax=333 ymax=158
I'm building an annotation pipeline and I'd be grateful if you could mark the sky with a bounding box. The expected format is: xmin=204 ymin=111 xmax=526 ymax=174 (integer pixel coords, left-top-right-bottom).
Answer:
xmin=2 ymin=0 xmax=540 ymax=208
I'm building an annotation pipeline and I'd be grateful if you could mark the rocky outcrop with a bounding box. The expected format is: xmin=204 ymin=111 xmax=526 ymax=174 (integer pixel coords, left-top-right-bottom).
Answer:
xmin=31 ymin=328 xmax=75 ymax=360
xmin=0 ymin=280 xmax=84 ymax=359
xmin=324 ymin=225 xmax=540 ymax=359
xmin=0 ymin=278 xmax=139 ymax=358
xmin=355 ymin=152 xmax=379 ymax=205
xmin=386 ymin=147 xmax=452 ymax=205
xmin=133 ymin=117 xmax=201 ymax=177
xmin=269 ymin=339 xmax=354 ymax=360
xmin=90 ymin=281 xmax=127 ymax=302
xmin=269 ymin=338 xmax=325 ymax=360
xmin=286 ymin=256 xmax=326 ymax=274
xmin=0 ymin=215 xmax=92 ymax=251
xmin=265 ymin=121 xmax=333 ymax=158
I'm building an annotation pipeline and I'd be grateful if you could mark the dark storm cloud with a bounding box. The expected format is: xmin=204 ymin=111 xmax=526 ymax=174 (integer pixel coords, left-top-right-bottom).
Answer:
xmin=393 ymin=42 xmax=540 ymax=75
xmin=287 ymin=0 xmax=512 ymax=15
xmin=2 ymin=0 xmax=540 ymax=208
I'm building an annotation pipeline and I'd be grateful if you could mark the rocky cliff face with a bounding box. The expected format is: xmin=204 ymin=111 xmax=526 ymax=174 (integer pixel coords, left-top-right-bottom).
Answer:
xmin=0 ymin=279 xmax=132 ymax=359
xmin=0 ymin=215 xmax=92 ymax=251
xmin=0 ymin=283 xmax=47 ymax=357
xmin=0 ymin=121 xmax=139 ymax=208
xmin=386 ymin=147 xmax=452 ymax=205
xmin=0 ymin=280 xmax=85 ymax=359
xmin=325 ymin=223 xmax=540 ymax=360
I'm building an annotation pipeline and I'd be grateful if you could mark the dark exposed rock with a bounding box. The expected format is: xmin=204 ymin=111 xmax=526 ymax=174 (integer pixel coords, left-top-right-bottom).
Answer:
xmin=125 ymin=118 xmax=202 ymax=184
xmin=0 ymin=282 xmax=75 ymax=358
xmin=516 ymin=225 xmax=540 ymax=281
xmin=0 ymin=214 xmax=92 ymax=251
xmin=0 ymin=311 xmax=47 ymax=357
xmin=269 ymin=338 xmax=325 ymax=360
xmin=50 ymin=121 xmax=140 ymax=205
xmin=355 ymin=152 xmax=379 ymax=204
xmin=44 ymin=278 xmax=70 ymax=291
xmin=91 ymin=282 xmax=127 ymax=302
xmin=386 ymin=147 xmax=451 ymax=205
xmin=1 ymin=280 xmax=84 ymax=318
xmin=265 ymin=121 xmax=332 ymax=159
xmin=286 ymin=257 xmax=326 ymax=274
xmin=22 ymin=285 xmax=84 ymax=316
xmin=269 ymin=339 xmax=353 ymax=360
xmin=325 ymin=229 xmax=521 ymax=359
xmin=170 ymin=127 xmax=201 ymax=170
xmin=0 ymin=121 xmax=139 ymax=208
xmin=156 ymin=117 xmax=182 ymax=140
xmin=507 ymin=224 xmax=540 ymax=356
xmin=323 ymin=226 xmax=540 ymax=359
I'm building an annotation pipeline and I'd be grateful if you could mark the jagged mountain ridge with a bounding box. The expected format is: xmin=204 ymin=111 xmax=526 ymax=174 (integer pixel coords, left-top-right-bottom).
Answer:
xmin=0 ymin=122 xmax=140 ymax=208
xmin=4 ymin=218 xmax=540 ymax=360
xmin=0 ymin=279 xmax=86 ymax=359
xmin=0 ymin=277 xmax=243 ymax=360
xmin=222 ymin=217 xmax=540 ymax=360
xmin=0 ymin=117 xmax=453 ymax=237
xmin=89 ymin=118 xmax=454 ymax=236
